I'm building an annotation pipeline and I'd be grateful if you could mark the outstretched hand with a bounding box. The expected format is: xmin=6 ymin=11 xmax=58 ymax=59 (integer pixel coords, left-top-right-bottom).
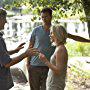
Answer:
xmin=26 ymin=48 xmax=39 ymax=56
xmin=15 ymin=42 xmax=26 ymax=53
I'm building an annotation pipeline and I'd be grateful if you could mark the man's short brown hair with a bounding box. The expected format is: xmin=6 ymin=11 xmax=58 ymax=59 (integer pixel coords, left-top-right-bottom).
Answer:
xmin=41 ymin=7 xmax=52 ymax=17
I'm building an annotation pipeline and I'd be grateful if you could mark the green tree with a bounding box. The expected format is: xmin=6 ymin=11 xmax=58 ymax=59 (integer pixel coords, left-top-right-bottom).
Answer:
xmin=81 ymin=0 xmax=90 ymax=37
xmin=1 ymin=0 xmax=90 ymax=37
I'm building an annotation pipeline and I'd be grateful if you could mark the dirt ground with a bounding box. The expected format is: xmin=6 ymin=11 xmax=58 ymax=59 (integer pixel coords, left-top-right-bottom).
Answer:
xmin=10 ymin=67 xmax=90 ymax=90
xmin=65 ymin=67 xmax=90 ymax=90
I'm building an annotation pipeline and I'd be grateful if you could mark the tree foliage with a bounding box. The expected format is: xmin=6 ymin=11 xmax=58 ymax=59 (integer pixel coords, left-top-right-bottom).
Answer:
xmin=0 ymin=0 xmax=90 ymax=36
xmin=28 ymin=0 xmax=85 ymax=20
xmin=1 ymin=0 xmax=85 ymax=19
xmin=81 ymin=0 xmax=90 ymax=37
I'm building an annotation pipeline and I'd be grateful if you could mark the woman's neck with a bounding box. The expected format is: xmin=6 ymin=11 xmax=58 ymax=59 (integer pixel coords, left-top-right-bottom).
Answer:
xmin=55 ymin=41 xmax=64 ymax=47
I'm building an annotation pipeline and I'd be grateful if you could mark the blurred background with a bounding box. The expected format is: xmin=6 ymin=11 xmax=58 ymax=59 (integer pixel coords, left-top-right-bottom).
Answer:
xmin=0 ymin=0 xmax=90 ymax=90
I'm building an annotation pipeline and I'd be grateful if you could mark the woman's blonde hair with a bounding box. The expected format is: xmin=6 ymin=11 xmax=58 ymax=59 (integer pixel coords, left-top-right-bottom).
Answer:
xmin=51 ymin=24 xmax=67 ymax=44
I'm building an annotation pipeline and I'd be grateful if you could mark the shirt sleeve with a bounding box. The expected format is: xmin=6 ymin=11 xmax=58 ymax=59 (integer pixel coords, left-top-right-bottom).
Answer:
xmin=0 ymin=38 xmax=12 ymax=66
xmin=30 ymin=28 xmax=36 ymax=42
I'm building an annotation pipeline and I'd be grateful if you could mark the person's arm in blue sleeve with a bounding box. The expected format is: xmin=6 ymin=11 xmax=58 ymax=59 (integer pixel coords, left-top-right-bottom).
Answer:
xmin=26 ymin=29 xmax=36 ymax=69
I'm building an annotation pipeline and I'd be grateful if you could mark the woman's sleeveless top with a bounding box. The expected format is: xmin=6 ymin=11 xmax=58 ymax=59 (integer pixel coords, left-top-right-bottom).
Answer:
xmin=46 ymin=54 xmax=67 ymax=90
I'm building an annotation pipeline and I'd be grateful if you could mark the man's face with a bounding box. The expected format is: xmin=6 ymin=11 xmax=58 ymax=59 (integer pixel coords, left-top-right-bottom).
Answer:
xmin=41 ymin=12 xmax=52 ymax=25
xmin=0 ymin=16 xmax=7 ymax=30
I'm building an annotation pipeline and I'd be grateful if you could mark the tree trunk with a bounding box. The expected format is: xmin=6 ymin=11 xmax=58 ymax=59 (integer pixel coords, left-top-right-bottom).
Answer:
xmin=82 ymin=0 xmax=90 ymax=38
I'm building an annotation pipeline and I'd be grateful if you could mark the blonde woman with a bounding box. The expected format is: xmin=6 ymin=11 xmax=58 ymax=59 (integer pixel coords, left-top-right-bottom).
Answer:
xmin=39 ymin=25 xmax=68 ymax=90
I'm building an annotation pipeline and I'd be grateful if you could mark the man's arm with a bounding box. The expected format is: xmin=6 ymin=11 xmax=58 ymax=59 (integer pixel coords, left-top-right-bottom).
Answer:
xmin=68 ymin=33 xmax=90 ymax=42
xmin=5 ymin=48 xmax=38 ymax=68
xmin=26 ymin=29 xmax=35 ymax=68
xmin=26 ymin=41 xmax=34 ymax=69
xmin=8 ymin=42 xmax=25 ymax=55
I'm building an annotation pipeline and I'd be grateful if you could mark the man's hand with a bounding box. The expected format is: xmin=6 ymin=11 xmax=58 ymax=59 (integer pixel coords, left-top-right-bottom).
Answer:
xmin=8 ymin=42 xmax=26 ymax=55
xmin=15 ymin=42 xmax=26 ymax=53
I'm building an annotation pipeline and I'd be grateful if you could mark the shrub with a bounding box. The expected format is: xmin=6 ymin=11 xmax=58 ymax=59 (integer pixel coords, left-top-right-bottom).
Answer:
xmin=66 ymin=42 xmax=90 ymax=58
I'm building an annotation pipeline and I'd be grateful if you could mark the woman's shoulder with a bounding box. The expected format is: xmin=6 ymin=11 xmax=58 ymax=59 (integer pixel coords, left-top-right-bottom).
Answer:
xmin=55 ymin=45 xmax=67 ymax=56
xmin=57 ymin=45 xmax=66 ymax=51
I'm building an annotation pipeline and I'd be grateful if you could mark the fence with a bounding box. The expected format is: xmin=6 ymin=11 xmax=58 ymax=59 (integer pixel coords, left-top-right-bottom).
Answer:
xmin=4 ymin=15 xmax=89 ymax=41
